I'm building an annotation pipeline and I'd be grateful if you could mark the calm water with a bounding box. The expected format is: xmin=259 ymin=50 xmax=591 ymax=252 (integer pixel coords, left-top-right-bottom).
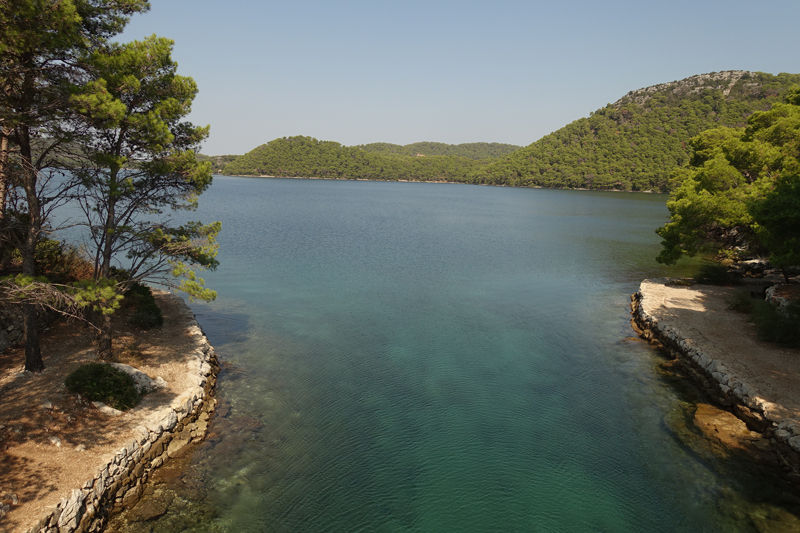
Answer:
xmin=105 ymin=178 xmax=798 ymax=532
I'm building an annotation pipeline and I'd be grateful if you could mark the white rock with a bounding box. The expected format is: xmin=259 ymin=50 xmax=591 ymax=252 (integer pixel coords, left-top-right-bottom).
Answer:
xmin=108 ymin=363 xmax=161 ymax=394
xmin=92 ymin=401 xmax=122 ymax=416
xmin=159 ymin=410 xmax=178 ymax=432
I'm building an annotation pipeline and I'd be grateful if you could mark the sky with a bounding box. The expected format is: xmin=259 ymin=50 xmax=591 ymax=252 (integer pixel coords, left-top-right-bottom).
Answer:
xmin=118 ymin=0 xmax=800 ymax=156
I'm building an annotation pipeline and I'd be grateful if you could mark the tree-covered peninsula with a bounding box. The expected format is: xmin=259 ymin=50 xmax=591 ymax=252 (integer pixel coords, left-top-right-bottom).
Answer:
xmin=222 ymin=136 xmax=492 ymax=182
xmin=221 ymin=71 xmax=800 ymax=191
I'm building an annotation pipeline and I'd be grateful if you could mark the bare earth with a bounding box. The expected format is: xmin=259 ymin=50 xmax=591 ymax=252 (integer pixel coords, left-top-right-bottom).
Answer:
xmin=639 ymin=280 xmax=800 ymax=427
xmin=0 ymin=292 xmax=197 ymax=533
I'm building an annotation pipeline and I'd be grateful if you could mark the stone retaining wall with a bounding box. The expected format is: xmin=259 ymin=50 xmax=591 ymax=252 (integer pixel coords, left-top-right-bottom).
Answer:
xmin=26 ymin=295 xmax=219 ymax=533
xmin=631 ymin=283 xmax=800 ymax=484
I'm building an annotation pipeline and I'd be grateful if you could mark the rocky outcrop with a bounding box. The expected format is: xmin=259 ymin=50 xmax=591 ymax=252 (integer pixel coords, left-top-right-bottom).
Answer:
xmin=616 ymin=70 xmax=750 ymax=106
xmin=631 ymin=279 xmax=800 ymax=484
xmin=25 ymin=295 xmax=219 ymax=533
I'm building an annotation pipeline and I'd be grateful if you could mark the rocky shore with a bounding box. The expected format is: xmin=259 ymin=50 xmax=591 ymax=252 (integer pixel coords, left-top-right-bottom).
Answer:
xmin=0 ymin=292 xmax=219 ymax=533
xmin=631 ymin=279 xmax=800 ymax=486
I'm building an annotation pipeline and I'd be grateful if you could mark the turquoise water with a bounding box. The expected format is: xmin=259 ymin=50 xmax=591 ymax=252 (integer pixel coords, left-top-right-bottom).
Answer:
xmin=106 ymin=178 xmax=797 ymax=532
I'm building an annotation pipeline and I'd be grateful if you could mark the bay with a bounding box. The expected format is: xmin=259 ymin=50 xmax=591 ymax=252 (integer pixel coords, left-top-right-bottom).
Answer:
xmin=106 ymin=177 xmax=797 ymax=532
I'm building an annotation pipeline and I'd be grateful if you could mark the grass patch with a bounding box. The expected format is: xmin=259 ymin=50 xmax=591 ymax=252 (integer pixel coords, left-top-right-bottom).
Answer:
xmin=65 ymin=363 xmax=140 ymax=410
xmin=124 ymin=282 xmax=163 ymax=329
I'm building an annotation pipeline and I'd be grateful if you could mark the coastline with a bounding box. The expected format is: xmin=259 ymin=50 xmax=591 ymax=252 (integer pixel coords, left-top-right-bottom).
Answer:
xmin=631 ymin=279 xmax=800 ymax=485
xmin=219 ymin=174 xmax=661 ymax=192
xmin=0 ymin=292 xmax=219 ymax=533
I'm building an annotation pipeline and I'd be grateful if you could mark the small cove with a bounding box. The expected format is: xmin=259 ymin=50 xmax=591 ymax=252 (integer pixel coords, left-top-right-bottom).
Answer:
xmin=105 ymin=177 xmax=799 ymax=532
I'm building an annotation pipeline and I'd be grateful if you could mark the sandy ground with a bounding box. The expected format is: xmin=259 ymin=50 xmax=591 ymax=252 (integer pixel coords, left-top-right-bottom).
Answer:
xmin=638 ymin=280 xmax=800 ymax=425
xmin=0 ymin=292 xmax=197 ymax=533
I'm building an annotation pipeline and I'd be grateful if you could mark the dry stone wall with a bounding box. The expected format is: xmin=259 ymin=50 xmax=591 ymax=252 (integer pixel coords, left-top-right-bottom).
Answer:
xmin=26 ymin=298 xmax=219 ymax=533
xmin=631 ymin=281 xmax=800 ymax=484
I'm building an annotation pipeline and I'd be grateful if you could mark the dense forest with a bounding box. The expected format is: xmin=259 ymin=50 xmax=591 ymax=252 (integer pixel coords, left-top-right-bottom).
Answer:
xmin=356 ymin=141 xmax=520 ymax=159
xmin=475 ymin=71 xmax=800 ymax=190
xmin=220 ymin=71 xmax=800 ymax=191
xmin=222 ymin=137 xmax=490 ymax=182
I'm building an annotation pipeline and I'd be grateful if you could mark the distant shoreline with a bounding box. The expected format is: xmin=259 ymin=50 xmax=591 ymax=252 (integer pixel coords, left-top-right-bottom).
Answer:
xmin=218 ymin=174 xmax=661 ymax=193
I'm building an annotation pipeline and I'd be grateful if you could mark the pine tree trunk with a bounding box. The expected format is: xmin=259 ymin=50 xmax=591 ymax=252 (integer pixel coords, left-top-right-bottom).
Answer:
xmin=18 ymin=123 xmax=44 ymax=372
xmin=97 ymin=313 xmax=113 ymax=359
xmin=23 ymin=304 xmax=43 ymax=372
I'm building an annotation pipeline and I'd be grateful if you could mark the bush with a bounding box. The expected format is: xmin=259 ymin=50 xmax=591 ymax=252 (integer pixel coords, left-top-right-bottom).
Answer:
xmin=7 ymin=237 xmax=94 ymax=282
xmin=695 ymin=263 xmax=736 ymax=285
xmin=65 ymin=363 xmax=140 ymax=410
xmin=728 ymin=291 xmax=756 ymax=313
xmin=728 ymin=292 xmax=800 ymax=347
xmin=125 ymin=282 xmax=163 ymax=328
xmin=750 ymin=299 xmax=800 ymax=347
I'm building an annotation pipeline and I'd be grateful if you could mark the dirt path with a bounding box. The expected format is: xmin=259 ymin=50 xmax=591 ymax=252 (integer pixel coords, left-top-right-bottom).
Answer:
xmin=637 ymin=280 xmax=800 ymax=424
xmin=0 ymin=292 xmax=199 ymax=533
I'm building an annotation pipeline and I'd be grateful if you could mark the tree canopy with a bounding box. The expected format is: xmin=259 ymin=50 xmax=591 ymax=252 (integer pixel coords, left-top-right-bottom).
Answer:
xmin=0 ymin=0 xmax=150 ymax=371
xmin=656 ymin=86 xmax=800 ymax=278
xmin=0 ymin=1 xmax=218 ymax=366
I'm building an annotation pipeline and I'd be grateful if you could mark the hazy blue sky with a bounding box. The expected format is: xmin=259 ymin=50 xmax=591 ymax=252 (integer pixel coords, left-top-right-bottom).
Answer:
xmin=119 ymin=0 xmax=800 ymax=155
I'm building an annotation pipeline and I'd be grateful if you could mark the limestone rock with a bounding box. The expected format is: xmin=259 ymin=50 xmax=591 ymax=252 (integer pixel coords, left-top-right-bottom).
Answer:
xmin=109 ymin=363 xmax=167 ymax=394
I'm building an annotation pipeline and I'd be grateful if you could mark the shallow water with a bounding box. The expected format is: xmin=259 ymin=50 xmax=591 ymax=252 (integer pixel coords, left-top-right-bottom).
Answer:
xmin=105 ymin=178 xmax=799 ymax=532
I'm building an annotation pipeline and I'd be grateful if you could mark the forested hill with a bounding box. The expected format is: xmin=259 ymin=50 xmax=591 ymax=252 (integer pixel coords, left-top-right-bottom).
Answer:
xmin=356 ymin=141 xmax=520 ymax=159
xmin=222 ymin=136 xmax=490 ymax=182
xmin=473 ymin=71 xmax=800 ymax=191
xmin=221 ymin=71 xmax=800 ymax=190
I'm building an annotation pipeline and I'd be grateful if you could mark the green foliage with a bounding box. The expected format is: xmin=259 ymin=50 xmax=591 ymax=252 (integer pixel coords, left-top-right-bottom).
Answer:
xmin=222 ymin=136 xmax=491 ymax=183
xmin=72 ymin=35 xmax=219 ymax=302
xmin=729 ymin=294 xmax=800 ymax=347
xmin=728 ymin=291 xmax=756 ymax=313
xmin=71 ymin=277 xmax=124 ymax=315
xmin=124 ymin=282 xmax=163 ymax=329
xmin=751 ymin=300 xmax=800 ymax=347
xmin=476 ymin=72 xmax=800 ymax=191
xmin=221 ymin=73 xmax=800 ymax=191
xmin=65 ymin=363 xmax=140 ymax=411
xmin=7 ymin=237 xmax=93 ymax=282
xmin=355 ymin=141 xmax=521 ymax=159
xmin=749 ymin=176 xmax=800 ymax=275
xmin=657 ymin=85 xmax=800 ymax=265
xmin=197 ymin=154 xmax=240 ymax=174
xmin=694 ymin=263 xmax=736 ymax=285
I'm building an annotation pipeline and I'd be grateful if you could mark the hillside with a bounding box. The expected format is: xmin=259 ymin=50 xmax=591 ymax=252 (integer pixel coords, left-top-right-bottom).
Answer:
xmin=221 ymin=71 xmax=800 ymax=190
xmin=196 ymin=154 xmax=239 ymax=174
xmin=474 ymin=71 xmax=800 ymax=191
xmin=222 ymin=136 xmax=490 ymax=182
xmin=356 ymin=141 xmax=520 ymax=159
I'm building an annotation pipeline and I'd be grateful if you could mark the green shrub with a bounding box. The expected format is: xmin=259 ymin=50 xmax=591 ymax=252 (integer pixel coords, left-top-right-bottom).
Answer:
xmin=65 ymin=363 xmax=140 ymax=410
xmin=750 ymin=299 xmax=800 ymax=347
xmin=728 ymin=291 xmax=756 ymax=313
xmin=695 ymin=263 xmax=736 ymax=285
xmin=125 ymin=282 xmax=163 ymax=328
xmin=729 ymin=292 xmax=800 ymax=347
